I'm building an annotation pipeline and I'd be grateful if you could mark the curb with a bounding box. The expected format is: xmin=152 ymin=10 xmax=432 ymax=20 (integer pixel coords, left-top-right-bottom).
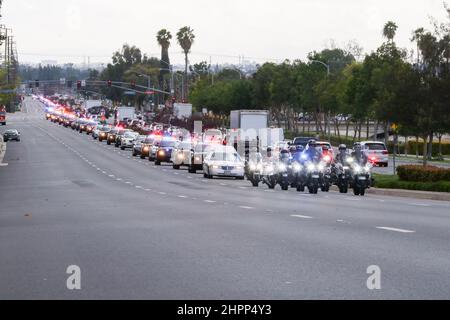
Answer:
xmin=367 ymin=188 xmax=450 ymax=202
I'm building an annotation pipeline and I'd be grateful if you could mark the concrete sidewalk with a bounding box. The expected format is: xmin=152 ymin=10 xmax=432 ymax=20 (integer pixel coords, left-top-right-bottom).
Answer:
xmin=0 ymin=137 xmax=7 ymax=166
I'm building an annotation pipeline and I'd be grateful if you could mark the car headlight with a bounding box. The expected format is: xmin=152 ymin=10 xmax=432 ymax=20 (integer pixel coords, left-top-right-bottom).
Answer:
xmin=195 ymin=156 xmax=201 ymax=161
xmin=211 ymin=165 xmax=219 ymax=169
xmin=346 ymin=158 xmax=354 ymax=164
xmin=353 ymin=165 xmax=362 ymax=173
xmin=143 ymin=147 xmax=149 ymax=152
xmin=158 ymin=150 xmax=165 ymax=155
xmin=178 ymin=154 xmax=184 ymax=159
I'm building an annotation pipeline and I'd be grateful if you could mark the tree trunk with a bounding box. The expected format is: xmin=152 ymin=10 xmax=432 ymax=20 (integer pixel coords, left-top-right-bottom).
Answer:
xmin=184 ymin=53 xmax=188 ymax=101
xmin=427 ymin=131 xmax=433 ymax=160
xmin=438 ymin=134 xmax=443 ymax=160
xmin=374 ymin=120 xmax=379 ymax=141
xmin=415 ymin=136 xmax=419 ymax=159
xmin=366 ymin=118 xmax=370 ymax=139
xmin=422 ymin=135 xmax=428 ymax=166
xmin=345 ymin=120 xmax=350 ymax=139
xmin=384 ymin=121 xmax=389 ymax=147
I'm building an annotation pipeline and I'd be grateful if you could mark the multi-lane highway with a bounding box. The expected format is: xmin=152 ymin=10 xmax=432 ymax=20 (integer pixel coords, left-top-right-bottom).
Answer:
xmin=0 ymin=98 xmax=449 ymax=299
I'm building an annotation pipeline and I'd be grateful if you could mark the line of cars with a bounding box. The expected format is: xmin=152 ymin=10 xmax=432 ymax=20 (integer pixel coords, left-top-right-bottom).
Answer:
xmin=46 ymin=110 xmax=247 ymax=180
xmin=46 ymin=109 xmax=380 ymax=196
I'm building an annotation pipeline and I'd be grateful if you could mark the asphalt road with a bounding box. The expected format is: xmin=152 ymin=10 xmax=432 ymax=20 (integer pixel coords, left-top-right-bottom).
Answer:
xmin=0 ymin=98 xmax=449 ymax=300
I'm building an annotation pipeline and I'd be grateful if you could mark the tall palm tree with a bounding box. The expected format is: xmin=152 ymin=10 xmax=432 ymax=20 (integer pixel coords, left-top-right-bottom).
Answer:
xmin=156 ymin=29 xmax=172 ymax=72
xmin=383 ymin=21 xmax=398 ymax=43
xmin=156 ymin=29 xmax=172 ymax=105
xmin=177 ymin=26 xmax=195 ymax=100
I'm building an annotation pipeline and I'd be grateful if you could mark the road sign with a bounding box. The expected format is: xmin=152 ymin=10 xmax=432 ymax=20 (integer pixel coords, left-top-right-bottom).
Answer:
xmin=391 ymin=123 xmax=398 ymax=132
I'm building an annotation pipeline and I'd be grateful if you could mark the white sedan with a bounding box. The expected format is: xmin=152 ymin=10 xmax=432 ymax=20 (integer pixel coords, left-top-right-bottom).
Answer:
xmin=203 ymin=146 xmax=245 ymax=180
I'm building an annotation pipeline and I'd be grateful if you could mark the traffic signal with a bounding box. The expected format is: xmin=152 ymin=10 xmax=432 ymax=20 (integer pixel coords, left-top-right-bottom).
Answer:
xmin=77 ymin=81 xmax=82 ymax=89
xmin=107 ymin=80 xmax=112 ymax=87
xmin=35 ymin=80 xmax=39 ymax=88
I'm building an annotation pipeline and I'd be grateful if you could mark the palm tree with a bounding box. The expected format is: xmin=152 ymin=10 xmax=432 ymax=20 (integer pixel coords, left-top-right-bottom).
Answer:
xmin=177 ymin=26 xmax=195 ymax=100
xmin=156 ymin=29 xmax=172 ymax=105
xmin=156 ymin=29 xmax=172 ymax=72
xmin=383 ymin=21 xmax=398 ymax=42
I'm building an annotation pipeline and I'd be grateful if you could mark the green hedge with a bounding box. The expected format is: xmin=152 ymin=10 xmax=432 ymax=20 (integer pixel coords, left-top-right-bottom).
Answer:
xmin=387 ymin=141 xmax=450 ymax=156
xmin=374 ymin=174 xmax=450 ymax=193
xmin=396 ymin=165 xmax=450 ymax=182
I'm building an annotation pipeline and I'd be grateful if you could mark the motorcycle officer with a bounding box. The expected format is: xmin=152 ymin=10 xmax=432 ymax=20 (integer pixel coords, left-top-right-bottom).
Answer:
xmin=352 ymin=143 xmax=368 ymax=166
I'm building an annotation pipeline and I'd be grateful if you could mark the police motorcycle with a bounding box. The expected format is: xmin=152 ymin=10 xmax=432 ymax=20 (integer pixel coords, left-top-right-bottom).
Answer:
xmin=277 ymin=150 xmax=294 ymax=191
xmin=245 ymin=152 xmax=264 ymax=187
xmin=299 ymin=146 xmax=327 ymax=194
xmin=331 ymin=144 xmax=352 ymax=194
xmin=349 ymin=143 xmax=373 ymax=196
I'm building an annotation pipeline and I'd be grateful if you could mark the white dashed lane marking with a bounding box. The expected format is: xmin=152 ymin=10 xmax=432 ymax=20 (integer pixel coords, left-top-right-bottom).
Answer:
xmin=376 ymin=227 xmax=416 ymax=233
xmin=291 ymin=215 xmax=314 ymax=219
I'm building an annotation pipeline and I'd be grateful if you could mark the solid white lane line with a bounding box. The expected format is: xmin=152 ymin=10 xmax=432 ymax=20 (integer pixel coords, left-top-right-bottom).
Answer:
xmin=178 ymin=195 xmax=187 ymax=198
xmin=291 ymin=214 xmax=314 ymax=219
xmin=158 ymin=192 xmax=167 ymax=195
xmin=239 ymin=206 xmax=255 ymax=210
xmin=204 ymin=200 xmax=216 ymax=203
xmin=376 ymin=227 xmax=416 ymax=233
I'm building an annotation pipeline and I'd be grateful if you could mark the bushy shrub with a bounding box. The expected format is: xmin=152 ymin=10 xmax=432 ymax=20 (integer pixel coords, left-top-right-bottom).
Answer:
xmin=397 ymin=165 xmax=450 ymax=182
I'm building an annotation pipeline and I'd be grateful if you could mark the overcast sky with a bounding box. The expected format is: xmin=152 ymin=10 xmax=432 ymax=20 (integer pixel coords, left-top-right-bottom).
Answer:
xmin=3 ymin=0 xmax=449 ymax=65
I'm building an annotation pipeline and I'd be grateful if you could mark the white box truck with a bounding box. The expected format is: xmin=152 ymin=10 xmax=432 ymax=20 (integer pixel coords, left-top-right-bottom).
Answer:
xmin=117 ymin=106 xmax=136 ymax=122
xmin=230 ymin=110 xmax=269 ymax=131
xmin=174 ymin=103 xmax=193 ymax=119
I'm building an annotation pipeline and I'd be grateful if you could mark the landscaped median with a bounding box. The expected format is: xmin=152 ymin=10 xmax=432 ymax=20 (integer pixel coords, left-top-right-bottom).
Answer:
xmin=371 ymin=165 xmax=450 ymax=201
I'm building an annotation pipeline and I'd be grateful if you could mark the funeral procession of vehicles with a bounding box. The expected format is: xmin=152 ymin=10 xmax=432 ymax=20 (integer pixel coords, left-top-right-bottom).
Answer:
xmin=40 ymin=95 xmax=380 ymax=196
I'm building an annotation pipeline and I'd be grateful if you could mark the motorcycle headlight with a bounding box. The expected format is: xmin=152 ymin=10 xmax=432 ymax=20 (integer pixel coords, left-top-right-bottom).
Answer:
xmin=293 ymin=163 xmax=301 ymax=172
xmin=278 ymin=163 xmax=287 ymax=171
xmin=318 ymin=163 xmax=325 ymax=171
xmin=307 ymin=164 xmax=315 ymax=172
xmin=346 ymin=158 xmax=354 ymax=164
xmin=354 ymin=165 xmax=362 ymax=173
